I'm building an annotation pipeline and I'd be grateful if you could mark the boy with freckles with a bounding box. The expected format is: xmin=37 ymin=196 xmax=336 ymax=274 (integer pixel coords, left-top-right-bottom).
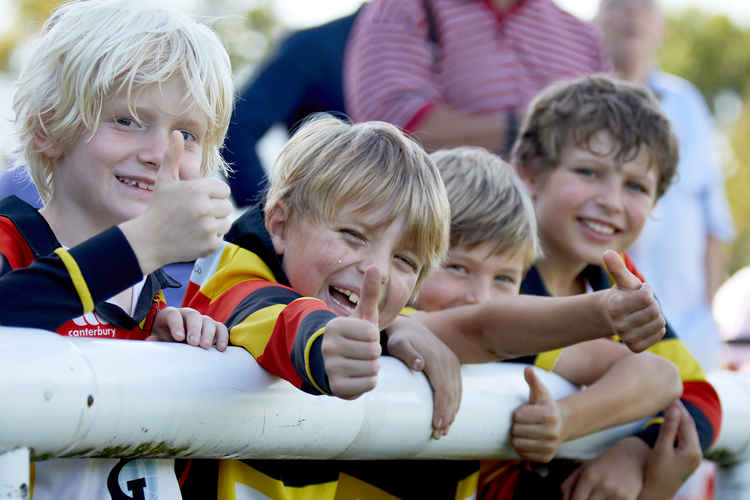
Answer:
xmin=184 ymin=114 xmax=677 ymax=499
xmin=476 ymin=75 xmax=720 ymax=500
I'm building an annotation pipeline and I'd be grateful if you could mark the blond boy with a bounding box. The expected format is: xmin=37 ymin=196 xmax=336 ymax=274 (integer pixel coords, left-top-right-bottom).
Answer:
xmin=1 ymin=0 xmax=235 ymax=496
xmin=182 ymin=114 xmax=455 ymax=497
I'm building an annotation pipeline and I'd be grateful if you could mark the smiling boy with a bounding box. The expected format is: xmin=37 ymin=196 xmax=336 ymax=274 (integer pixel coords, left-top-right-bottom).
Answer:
xmin=496 ymin=74 xmax=720 ymax=499
xmin=182 ymin=114 xmax=456 ymax=498
xmin=1 ymin=1 xmax=235 ymax=497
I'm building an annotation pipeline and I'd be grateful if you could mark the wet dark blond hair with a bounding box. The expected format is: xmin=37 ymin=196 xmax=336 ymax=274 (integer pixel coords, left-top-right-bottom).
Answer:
xmin=431 ymin=147 xmax=541 ymax=268
xmin=266 ymin=114 xmax=450 ymax=288
xmin=512 ymin=75 xmax=678 ymax=199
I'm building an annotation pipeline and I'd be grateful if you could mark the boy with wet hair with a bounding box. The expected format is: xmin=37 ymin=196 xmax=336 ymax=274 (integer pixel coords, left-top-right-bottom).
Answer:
xmin=2 ymin=0 xmax=235 ymax=496
xmin=479 ymin=74 xmax=717 ymax=499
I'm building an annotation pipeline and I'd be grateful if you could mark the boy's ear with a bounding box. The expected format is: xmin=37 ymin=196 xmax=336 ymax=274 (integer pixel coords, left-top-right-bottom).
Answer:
xmin=265 ymin=201 xmax=290 ymax=256
xmin=515 ymin=162 xmax=539 ymax=198
xmin=32 ymin=129 xmax=63 ymax=159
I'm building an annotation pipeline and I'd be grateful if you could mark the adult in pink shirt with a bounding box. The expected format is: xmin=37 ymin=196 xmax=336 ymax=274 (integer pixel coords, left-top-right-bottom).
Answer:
xmin=344 ymin=0 xmax=611 ymax=155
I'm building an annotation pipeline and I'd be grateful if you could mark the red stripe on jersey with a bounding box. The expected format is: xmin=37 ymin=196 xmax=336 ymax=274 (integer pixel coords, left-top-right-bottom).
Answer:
xmin=257 ymin=298 xmax=331 ymax=389
xmin=623 ymin=253 xmax=646 ymax=282
xmin=0 ymin=217 xmax=35 ymax=269
xmin=682 ymin=380 xmax=722 ymax=446
xmin=184 ymin=279 xmax=278 ymax=323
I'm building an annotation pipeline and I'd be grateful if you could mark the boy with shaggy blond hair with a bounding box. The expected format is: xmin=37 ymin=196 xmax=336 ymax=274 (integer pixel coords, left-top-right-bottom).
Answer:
xmin=1 ymin=0 xmax=235 ymax=496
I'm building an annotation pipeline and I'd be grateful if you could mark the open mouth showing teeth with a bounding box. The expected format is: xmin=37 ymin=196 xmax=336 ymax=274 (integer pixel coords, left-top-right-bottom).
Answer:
xmin=116 ymin=176 xmax=153 ymax=191
xmin=330 ymin=286 xmax=360 ymax=307
xmin=581 ymin=220 xmax=615 ymax=235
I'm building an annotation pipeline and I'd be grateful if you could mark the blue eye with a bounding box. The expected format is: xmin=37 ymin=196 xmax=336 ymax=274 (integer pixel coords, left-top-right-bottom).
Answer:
xmin=626 ymin=181 xmax=648 ymax=194
xmin=179 ymin=130 xmax=197 ymax=142
xmin=115 ymin=117 xmax=136 ymax=127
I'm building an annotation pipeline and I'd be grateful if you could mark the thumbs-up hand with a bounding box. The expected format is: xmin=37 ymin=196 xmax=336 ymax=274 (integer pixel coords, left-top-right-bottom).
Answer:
xmin=601 ymin=250 xmax=666 ymax=353
xmin=120 ymin=131 xmax=232 ymax=275
xmin=511 ymin=366 xmax=565 ymax=463
xmin=322 ymin=266 xmax=383 ymax=400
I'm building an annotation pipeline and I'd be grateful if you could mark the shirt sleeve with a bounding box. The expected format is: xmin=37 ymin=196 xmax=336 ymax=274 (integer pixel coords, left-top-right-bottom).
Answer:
xmin=621 ymin=254 xmax=721 ymax=451
xmin=182 ymin=243 xmax=334 ymax=395
xmin=0 ymin=222 xmax=143 ymax=331
xmin=343 ymin=0 xmax=442 ymax=128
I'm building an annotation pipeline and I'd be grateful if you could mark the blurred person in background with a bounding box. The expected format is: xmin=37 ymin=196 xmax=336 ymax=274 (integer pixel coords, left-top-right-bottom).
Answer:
xmin=597 ymin=0 xmax=735 ymax=372
xmin=597 ymin=2 xmax=736 ymax=499
xmin=223 ymin=10 xmax=358 ymax=207
xmin=344 ymin=0 xmax=611 ymax=157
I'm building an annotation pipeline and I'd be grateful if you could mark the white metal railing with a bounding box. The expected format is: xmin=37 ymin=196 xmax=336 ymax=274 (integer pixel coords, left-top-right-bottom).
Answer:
xmin=1 ymin=326 xmax=749 ymax=498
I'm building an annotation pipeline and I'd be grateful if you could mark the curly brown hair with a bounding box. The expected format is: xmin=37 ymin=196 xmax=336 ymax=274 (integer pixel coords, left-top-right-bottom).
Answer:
xmin=512 ymin=74 xmax=678 ymax=199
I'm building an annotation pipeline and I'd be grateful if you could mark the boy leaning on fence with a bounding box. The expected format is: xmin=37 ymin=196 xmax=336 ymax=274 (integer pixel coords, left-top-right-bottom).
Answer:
xmin=478 ymin=75 xmax=719 ymax=500
xmin=182 ymin=112 xmax=672 ymax=499
xmin=368 ymin=146 xmax=680 ymax=499
xmin=0 ymin=0 xmax=236 ymax=497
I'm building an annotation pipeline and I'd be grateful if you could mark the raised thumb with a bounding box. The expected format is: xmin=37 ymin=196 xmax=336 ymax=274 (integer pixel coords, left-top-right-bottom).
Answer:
xmin=603 ymin=249 xmax=641 ymax=290
xmin=354 ymin=266 xmax=381 ymax=326
xmin=156 ymin=130 xmax=184 ymax=185
xmin=524 ymin=366 xmax=551 ymax=405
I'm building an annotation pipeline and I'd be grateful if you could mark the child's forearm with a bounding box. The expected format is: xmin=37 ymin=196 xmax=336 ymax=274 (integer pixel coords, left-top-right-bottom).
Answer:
xmin=557 ymin=352 xmax=682 ymax=441
xmin=418 ymin=293 xmax=613 ymax=363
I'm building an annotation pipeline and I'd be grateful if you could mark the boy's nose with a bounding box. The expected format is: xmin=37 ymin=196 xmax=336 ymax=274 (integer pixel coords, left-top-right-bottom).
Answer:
xmin=358 ymin=248 xmax=391 ymax=285
xmin=595 ymin=183 xmax=624 ymax=214
xmin=137 ymin=131 xmax=170 ymax=169
xmin=464 ymin=279 xmax=491 ymax=305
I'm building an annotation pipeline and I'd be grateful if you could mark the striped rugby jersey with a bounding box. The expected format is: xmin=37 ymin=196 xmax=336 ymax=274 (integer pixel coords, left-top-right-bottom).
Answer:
xmin=181 ymin=203 xmax=480 ymax=499
xmin=479 ymin=254 xmax=722 ymax=498
xmin=183 ymin=204 xmax=334 ymax=395
xmin=0 ymin=195 xmax=175 ymax=337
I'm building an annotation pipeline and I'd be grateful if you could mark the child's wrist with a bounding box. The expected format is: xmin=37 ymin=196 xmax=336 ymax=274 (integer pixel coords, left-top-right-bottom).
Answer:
xmin=119 ymin=219 xmax=159 ymax=275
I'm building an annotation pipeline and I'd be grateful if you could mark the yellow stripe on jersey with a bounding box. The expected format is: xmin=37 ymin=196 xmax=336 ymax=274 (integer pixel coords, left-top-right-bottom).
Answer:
xmin=643 ymin=416 xmax=665 ymax=429
xmin=305 ymin=326 xmax=328 ymax=395
xmin=229 ymin=304 xmax=286 ymax=358
xmin=202 ymin=244 xmax=277 ymax=302
xmin=54 ymin=247 xmax=94 ymax=313
xmin=218 ymin=459 xmax=338 ymax=500
xmin=455 ymin=470 xmax=479 ymax=500
xmin=535 ymin=349 xmax=563 ymax=372
xmin=400 ymin=306 xmax=417 ymax=316
xmin=647 ymin=337 xmax=706 ymax=381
